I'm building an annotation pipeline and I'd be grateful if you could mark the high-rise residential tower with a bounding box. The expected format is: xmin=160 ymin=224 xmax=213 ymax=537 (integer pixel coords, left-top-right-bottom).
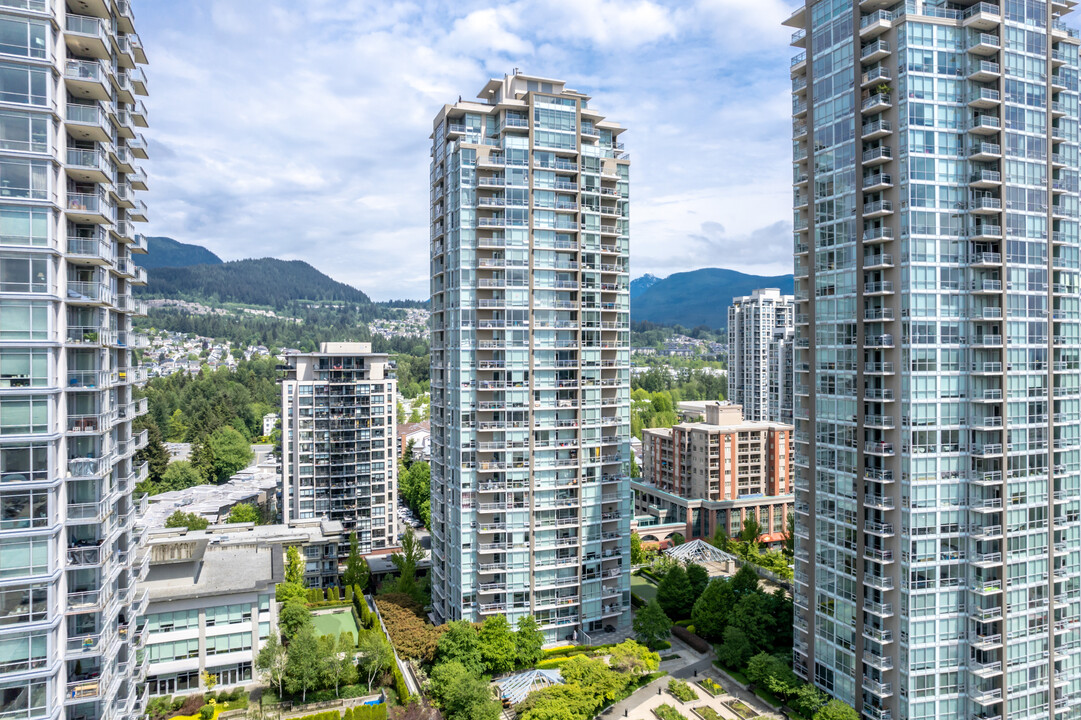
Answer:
xmin=786 ymin=1 xmax=1081 ymax=719
xmin=728 ymin=288 xmax=795 ymax=424
xmin=0 ymin=2 xmax=151 ymax=720
xmin=281 ymin=343 xmax=397 ymax=558
xmin=429 ymin=72 xmax=632 ymax=643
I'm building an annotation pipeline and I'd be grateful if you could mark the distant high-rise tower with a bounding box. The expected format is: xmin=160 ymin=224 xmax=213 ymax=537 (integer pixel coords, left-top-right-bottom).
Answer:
xmin=0 ymin=1 xmax=152 ymax=719
xmin=281 ymin=343 xmax=397 ymax=557
xmin=728 ymin=288 xmax=795 ymax=424
xmin=786 ymin=2 xmax=1081 ymax=719
xmin=429 ymin=72 xmax=632 ymax=642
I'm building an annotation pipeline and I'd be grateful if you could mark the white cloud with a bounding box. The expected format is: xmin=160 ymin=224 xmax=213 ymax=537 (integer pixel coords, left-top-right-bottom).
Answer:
xmin=138 ymin=0 xmax=804 ymax=299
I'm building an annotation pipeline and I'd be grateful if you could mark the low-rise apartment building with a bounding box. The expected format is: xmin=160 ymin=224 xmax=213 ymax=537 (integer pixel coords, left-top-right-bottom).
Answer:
xmin=633 ymin=402 xmax=792 ymax=545
xmin=141 ymin=531 xmax=282 ymax=697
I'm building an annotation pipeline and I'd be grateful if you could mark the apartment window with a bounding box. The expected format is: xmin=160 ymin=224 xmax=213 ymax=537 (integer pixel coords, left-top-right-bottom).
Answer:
xmin=0 ymin=112 xmax=46 ymax=155
xmin=205 ymin=632 xmax=251 ymax=656
xmin=0 ymin=18 xmax=46 ymax=59
xmin=0 ymin=159 xmax=47 ymax=200
xmin=0 ymin=633 xmax=45 ymax=675
xmin=0 ymin=64 xmax=47 ymax=107
xmin=0 ymin=536 xmax=46 ymax=579
xmin=0 ymin=583 xmax=46 ymax=626
xmin=0 ymin=445 xmax=45 ymax=484
xmin=0 ymin=207 xmax=49 ymax=246
xmin=0 ymin=396 xmax=46 ymax=435
xmin=0 ymin=301 xmax=47 ymax=340
xmin=0 ymin=488 xmax=47 ymax=530
xmin=146 ymin=609 xmax=198 ymax=633
xmin=148 ymin=638 xmax=199 ymax=663
xmin=206 ymin=603 xmax=251 ymax=627
xmin=0 ymin=350 xmax=46 ymax=388
xmin=0 ymin=255 xmax=46 ymax=293
xmin=0 ymin=677 xmax=47 ymax=719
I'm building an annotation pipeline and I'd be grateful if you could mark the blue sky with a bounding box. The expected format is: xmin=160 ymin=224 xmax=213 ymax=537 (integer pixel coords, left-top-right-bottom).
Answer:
xmin=137 ymin=0 xmax=810 ymax=300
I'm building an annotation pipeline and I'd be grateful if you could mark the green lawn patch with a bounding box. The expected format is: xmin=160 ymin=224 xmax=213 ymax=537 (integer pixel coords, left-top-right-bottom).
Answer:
xmin=631 ymin=574 xmax=659 ymax=601
xmin=311 ymin=608 xmax=359 ymax=643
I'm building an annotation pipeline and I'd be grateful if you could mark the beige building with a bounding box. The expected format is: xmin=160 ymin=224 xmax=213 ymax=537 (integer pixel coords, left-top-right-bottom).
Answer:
xmin=634 ymin=402 xmax=792 ymax=545
xmin=281 ymin=342 xmax=397 ymax=555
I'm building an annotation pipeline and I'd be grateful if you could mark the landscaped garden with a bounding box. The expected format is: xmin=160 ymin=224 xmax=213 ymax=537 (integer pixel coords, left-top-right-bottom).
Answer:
xmin=312 ymin=607 xmax=361 ymax=641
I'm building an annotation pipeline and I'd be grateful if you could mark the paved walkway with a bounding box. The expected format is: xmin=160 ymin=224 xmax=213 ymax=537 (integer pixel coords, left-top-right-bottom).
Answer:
xmin=598 ymin=638 xmax=782 ymax=720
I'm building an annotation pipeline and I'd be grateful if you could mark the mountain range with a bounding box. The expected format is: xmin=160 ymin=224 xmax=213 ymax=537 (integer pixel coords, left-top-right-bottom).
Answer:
xmin=133 ymin=237 xmax=791 ymax=329
xmin=631 ymin=268 xmax=794 ymax=329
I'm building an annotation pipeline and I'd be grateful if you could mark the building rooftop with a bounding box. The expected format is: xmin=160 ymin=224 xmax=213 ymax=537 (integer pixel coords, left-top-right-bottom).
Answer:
xmin=142 ymin=541 xmax=283 ymax=602
xmin=138 ymin=461 xmax=280 ymax=530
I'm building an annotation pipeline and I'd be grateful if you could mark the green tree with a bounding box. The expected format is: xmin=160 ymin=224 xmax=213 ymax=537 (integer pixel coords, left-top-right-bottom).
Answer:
xmin=517 ymin=684 xmax=595 ymax=720
xmin=478 ymin=614 xmax=517 ymax=674
xmin=730 ymin=564 xmax=760 ymax=597
xmin=343 ymin=532 xmax=370 ymax=590
xmin=783 ymin=512 xmax=795 ymax=558
xmin=792 ymin=684 xmax=829 ymax=718
xmin=207 ymin=425 xmax=254 ymax=482
xmin=630 ymin=531 xmax=645 ymax=565
xmin=435 ymin=620 xmax=483 ymax=675
xmin=685 ymin=563 xmax=709 ymax=601
xmin=164 ymin=510 xmax=208 ymax=530
xmin=255 ymin=632 xmax=287 ymax=697
xmin=630 ymin=455 xmax=641 ymax=478
xmin=319 ymin=633 xmax=356 ymax=697
xmin=225 ymin=503 xmax=259 ymax=524
xmin=728 ymin=592 xmax=778 ymax=653
xmin=691 ymin=577 xmax=737 ymax=642
xmin=159 ymin=461 xmax=204 ymax=493
xmin=606 ymin=640 xmax=659 ymax=676
xmin=656 ymin=564 xmax=695 ymax=619
xmin=716 ymin=626 xmax=753 ymax=669
xmin=167 ymin=408 xmax=188 ymax=441
xmin=710 ymin=525 xmax=730 ymax=552
xmin=278 ymin=599 xmax=311 ymax=641
xmin=669 ymin=532 xmax=685 ymax=546
xmin=135 ymin=416 xmax=169 ymax=485
xmin=814 ymin=700 xmax=860 ymax=720
xmin=428 ymin=661 xmax=501 ymax=720
xmin=739 ymin=516 xmax=764 ymax=545
xmin=189 ymin=437 xmax=216 ymax=483
xmin=633 ymin=599 xmax=672 ymax=650
xmin=285 ymin=546 xmax=305 ymax=586
xmin=385 ymin=526 xmax=425 ymax=603
xmin=284 ymin=626 xmax=321 ymax=702
xmin=515 ymin=615 xmax=545 ymax=669
xmin=559 ymin=655 xmax=628 ymax=706
xmin=357 ymin=630 xmax=395 ymax=692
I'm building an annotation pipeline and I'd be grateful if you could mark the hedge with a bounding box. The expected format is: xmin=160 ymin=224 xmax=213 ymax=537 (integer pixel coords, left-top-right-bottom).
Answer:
xmin=294 ymin=706 xmax=387 ymax=720
xmin=392 ymin=665 xmax=410 ymax=704
xmin=630 ymin=593 xmax=646 ymax=609
xmin=671 ymin=626 xmax=711 ymax=654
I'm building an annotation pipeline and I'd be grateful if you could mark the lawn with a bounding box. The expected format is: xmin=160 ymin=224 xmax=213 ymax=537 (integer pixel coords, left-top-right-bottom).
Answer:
xmin=312 ymin=608 xmax=360 ymax=642
xmin=631 ymin=574 xmax=658 ymax=601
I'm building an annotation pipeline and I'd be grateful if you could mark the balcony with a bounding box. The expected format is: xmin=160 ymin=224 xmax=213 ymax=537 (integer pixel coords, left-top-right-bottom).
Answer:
xmin=862 ymin=173 xmax=892 ymax=192
xmin=65 ymin=59 xmax=111 ymax=101
xmin=963 ymin=2 xmax=1001 ymax=30
xmin=66 ymin=280 xmax=113 ymax=306
xmin=970 ymin=169 xmax=1001 ymax=188
xmin=861 ymin=93 xmax=892 ymax=114
xmin=968 ymin=32 xmax=1000 ymax=55
xmin=968 ymin=114 xmax=1001 ymax=136
xmin=860 ymin=10 xmax=892 ymax=39
xmin=66 ymin=148 xmax=111 ymax=184
xmin=969 ymin=142 xmax=1001 ymax=161
xmin=968 ymin=87 xmax=1001 ymax=109
xmin=862 ymin=145 xmax=892 ymax=166
xmin=971 ymin=195 xmax=1002 ymax=213
xmin=863 ymin=226 xmax=893 ymax=244
xmin=863 ymin=199 xmax=892 ymax=218
xmin=67 ymin=192 xmax=112 ymax=225
xmin=968 ymin=60 xmax=1001 ymax=82
xmin=861 ymin=120 xmax=891 ymax=140
xmin=67 ymin=235 xmax=111 ymax=265
xmin=66 ymin=102 xmax=110 ymax=142
xmin=860 ymin=39 xmax=891 ymax=64
xmin=65 ymin=14 xmax=111 ymax=60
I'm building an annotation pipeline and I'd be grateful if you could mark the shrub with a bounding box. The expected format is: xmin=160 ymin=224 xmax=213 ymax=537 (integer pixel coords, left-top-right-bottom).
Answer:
xmin=393 ymin=665 xmax=410 ymax=704
xmin=375 ymin=594 xmax=446 ymax=662
xmin=653 ymin=704 xmax=689 ymax=720
xmin=630 ymin=592 xmax=645 ymax=609
xmin=671 ymin=625 xmax=710 ymax=653
xmin=699 ymin=677 xmax=724 ymax=696
xmin=198 ymin=705 xmax=214 ymax=720
xmin=667 ymin=679 xmax=698 ymax=703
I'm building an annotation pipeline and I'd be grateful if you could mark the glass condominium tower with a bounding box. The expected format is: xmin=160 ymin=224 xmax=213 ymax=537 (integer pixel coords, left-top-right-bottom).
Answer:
xmin=0 ymin=2 xmax=152 ymax=720
xmin=786 ymin=1 xmax=1081 ymax=720
xmin=429 ymin=72 xmax=632 ymax=643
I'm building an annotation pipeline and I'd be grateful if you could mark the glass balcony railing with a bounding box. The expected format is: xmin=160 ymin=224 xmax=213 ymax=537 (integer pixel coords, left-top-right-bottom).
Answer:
xmin=66 ymin=14 xmax=107 ymax=39
xmin=65 ymin=59 xmax=107 ymax=84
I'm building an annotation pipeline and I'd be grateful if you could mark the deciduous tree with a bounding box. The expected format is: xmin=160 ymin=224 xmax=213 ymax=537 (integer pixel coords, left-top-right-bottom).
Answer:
xmin=656 ymin=564 xmax=695 ymax=619
xmin=284 ymin=626 xmax=321 ymax=702
xmin=633 ymin=599 xmax=672 ymax=650
xmin=515 ymin=615 xmax=544 ymax=669
xmin=478 ymin=614 xmax=516 ymax=674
